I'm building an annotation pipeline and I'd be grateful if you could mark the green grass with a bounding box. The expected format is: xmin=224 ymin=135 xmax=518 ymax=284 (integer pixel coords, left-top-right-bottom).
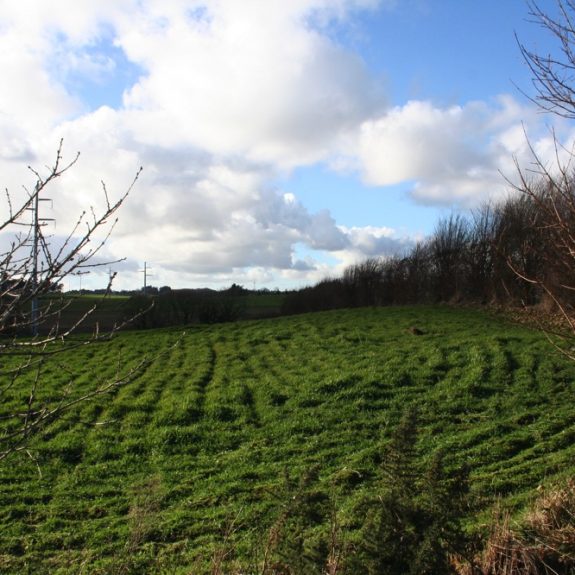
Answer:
xmin=1 ymin=306 xmax=575 ymax=572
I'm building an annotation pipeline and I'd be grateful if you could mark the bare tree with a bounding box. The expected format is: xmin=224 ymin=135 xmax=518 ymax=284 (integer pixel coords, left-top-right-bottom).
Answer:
xmin=430 ymin=214 xmax=470 ymax=302
xmin=342 ymin=257 xmax=385 ymax=307
xmin=514 ymin=0 xmax=575 ymax=337
xmin=518 ymin=0 xmax=575 ymax=118
xmin=0 ymin=141 xmax=148 ymax=461
xmin=467 ymin=204 xmax=500 ymax=304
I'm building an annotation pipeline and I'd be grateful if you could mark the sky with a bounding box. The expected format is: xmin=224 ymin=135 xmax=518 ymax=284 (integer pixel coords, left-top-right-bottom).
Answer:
xmin=0 ymin=0 xmax=571 ymax=291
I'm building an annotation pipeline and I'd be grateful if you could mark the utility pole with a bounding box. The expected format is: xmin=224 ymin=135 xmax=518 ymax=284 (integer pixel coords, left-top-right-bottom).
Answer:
xmin=27 ymin=183 xmax=54 ymax=336
xmin=75 ymin=270 xmax=89 ymax=293
xmin=139 ymin=262 xmax=154 ymax=296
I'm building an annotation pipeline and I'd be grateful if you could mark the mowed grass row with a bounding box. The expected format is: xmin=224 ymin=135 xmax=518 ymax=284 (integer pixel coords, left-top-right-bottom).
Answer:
xmin=1 ymin=306 xmax=575 ymax=573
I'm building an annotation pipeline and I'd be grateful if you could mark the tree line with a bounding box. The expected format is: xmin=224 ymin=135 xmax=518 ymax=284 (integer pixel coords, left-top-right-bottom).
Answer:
xmin=282 ymin=174 xmax=575 ymax=317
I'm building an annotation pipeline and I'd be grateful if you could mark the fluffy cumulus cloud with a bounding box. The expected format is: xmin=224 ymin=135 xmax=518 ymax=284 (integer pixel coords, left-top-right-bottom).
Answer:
xmin=0 ymin=0 xmax=569 ymax=289
xmin=0 ymin=0 xmax=396 ymax=289
xmin=118 ymin=0 xmax=384 ymax=167
xmin=356 ymin=95 xmax=575 ymax=207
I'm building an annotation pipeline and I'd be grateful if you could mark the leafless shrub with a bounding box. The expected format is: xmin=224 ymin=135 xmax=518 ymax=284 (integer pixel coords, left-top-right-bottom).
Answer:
xmin=518 ymin=0 xmax=575 ymax=119
xmin=0 ymin=141 xmax=148 ymax=461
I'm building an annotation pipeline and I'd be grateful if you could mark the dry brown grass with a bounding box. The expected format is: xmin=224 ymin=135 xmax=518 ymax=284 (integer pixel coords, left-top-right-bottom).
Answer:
xmin=457 ymin=480 xmax=575 ymax=575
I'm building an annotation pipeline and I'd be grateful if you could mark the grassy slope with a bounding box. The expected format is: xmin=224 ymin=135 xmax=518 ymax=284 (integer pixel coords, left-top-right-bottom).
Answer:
xmin=1 ymin=306 xmax=575 ymax=572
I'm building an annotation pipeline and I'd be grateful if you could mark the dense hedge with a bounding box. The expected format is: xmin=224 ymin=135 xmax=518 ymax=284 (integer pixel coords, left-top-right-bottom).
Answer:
xmin=283 ymin=184 xmax=575 ymax=316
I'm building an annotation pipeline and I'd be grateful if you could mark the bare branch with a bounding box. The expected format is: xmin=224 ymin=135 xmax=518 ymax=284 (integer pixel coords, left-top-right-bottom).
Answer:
xmin=0 ymin=143 xmax=147 ymax=460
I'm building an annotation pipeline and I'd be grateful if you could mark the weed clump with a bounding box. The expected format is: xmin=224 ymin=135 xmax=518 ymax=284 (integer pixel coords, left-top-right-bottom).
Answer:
xmin=459 ymin=479 xmax=575 ymax=575
xmin=350 ymin=407 xmax=475 ymax=575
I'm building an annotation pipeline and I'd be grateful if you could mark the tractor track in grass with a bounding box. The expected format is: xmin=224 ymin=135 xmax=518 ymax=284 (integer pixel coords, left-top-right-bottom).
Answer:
xmin=3 ymin=307 xmax=575 ymax=573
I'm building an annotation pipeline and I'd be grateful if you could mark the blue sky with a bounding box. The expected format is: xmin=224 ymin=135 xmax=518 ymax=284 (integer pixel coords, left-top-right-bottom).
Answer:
xmin=0 ymin=0 xmax=570 ymax=290
xmin=283 ymin=1 xmax=562 ymax=256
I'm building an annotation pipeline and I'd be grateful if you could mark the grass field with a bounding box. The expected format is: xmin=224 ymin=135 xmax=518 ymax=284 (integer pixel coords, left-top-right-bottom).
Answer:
xmin=1 ymin=306 xmax=575 ymax=573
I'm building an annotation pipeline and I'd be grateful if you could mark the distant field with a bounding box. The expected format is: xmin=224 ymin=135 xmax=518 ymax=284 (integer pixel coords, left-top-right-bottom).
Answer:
xmin=36 ymin=291 xmax=285 ymax=333
xmin=1 ymin=306 xmax=575 ymax=573
xmin=35 ymin=294 xmax=132 ymax=334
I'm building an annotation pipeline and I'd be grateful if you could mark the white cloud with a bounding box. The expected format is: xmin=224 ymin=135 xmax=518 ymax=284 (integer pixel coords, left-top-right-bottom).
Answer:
xmin=0 ymin=0 xmax=402 ymax=288
xmin=328 ymin=225 xmax=413 ymax=274
xmin=355 ymin=95 xmax=563 ymax=207
xmin=116 ymin=0 xmax=383 ymax=167
xmin=0 ymin=34 xmax=77 ymax=135
xmin=359 ymin=101 xmax=479 ymax=186
xmin=1 ymin=0 xmax=571 ymax=290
